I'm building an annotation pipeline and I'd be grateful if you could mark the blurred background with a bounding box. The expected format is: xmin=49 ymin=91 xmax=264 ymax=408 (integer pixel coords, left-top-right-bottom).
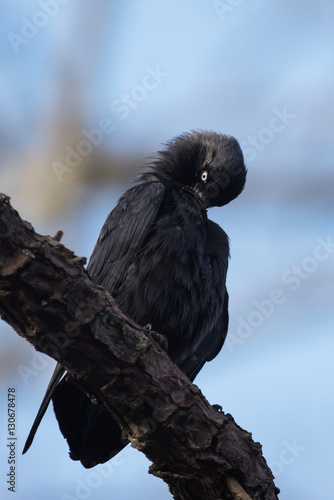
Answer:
xmin=0 ymin=1 xmax=333 ymax=499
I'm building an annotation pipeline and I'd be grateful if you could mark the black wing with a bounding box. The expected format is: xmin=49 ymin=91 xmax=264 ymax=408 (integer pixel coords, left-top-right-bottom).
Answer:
xmin=178 ymin=290 xmax=229 ymax=382
xmin=87 ymin=181 xmax=166 ymax=291
xmin=23 ymin=181 xmax=166 ymax=456
xmin=177 ymin=219 xmax=230 ymax=381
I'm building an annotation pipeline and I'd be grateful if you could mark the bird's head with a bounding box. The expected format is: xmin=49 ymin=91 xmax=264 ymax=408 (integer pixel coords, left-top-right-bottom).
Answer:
xmin=140 ymin=130 xmax=247 ymax=208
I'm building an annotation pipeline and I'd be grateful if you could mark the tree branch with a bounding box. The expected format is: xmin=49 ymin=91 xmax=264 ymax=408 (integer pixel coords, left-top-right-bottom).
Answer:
xmin=0 ymin=193 xmax=279 ymax=500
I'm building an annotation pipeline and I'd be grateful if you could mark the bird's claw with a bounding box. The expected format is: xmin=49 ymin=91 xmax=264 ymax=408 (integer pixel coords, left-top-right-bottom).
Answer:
xmin=144 ymin=324 xmax=168 ymax=351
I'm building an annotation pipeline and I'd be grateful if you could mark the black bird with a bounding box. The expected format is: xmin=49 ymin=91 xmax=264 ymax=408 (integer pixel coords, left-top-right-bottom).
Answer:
xmin=23 ymin=130 xmax=246 ymax=468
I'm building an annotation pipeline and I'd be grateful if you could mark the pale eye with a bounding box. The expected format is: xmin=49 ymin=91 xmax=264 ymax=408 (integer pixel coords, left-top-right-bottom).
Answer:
xmin=201 ymin=170 xmax=208 ymax=182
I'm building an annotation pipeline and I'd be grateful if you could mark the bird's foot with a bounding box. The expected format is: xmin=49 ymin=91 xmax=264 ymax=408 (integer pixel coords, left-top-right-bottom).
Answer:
xmin=144 ymin=324 xmax=168 ymax=351
xmin=212 ymin=404 xmax=223 ymax=413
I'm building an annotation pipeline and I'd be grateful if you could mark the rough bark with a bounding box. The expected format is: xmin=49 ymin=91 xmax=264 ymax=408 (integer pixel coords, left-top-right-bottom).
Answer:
xmin=0 ymin=193 xmax=279 ymax=500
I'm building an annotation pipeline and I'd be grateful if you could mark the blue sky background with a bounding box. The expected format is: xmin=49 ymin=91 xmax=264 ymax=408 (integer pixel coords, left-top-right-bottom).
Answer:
xmin=0 ymin=1 xmax=333 ymax=499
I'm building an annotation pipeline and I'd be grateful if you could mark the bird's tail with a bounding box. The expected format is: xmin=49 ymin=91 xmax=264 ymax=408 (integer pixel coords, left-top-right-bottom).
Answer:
xmin=22 ymin=362 xmax=65 ymax=454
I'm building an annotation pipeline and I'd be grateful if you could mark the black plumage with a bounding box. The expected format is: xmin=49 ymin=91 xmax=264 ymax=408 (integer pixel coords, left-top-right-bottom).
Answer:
xmin=23 ymin=130 xmax=246 ymax=468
